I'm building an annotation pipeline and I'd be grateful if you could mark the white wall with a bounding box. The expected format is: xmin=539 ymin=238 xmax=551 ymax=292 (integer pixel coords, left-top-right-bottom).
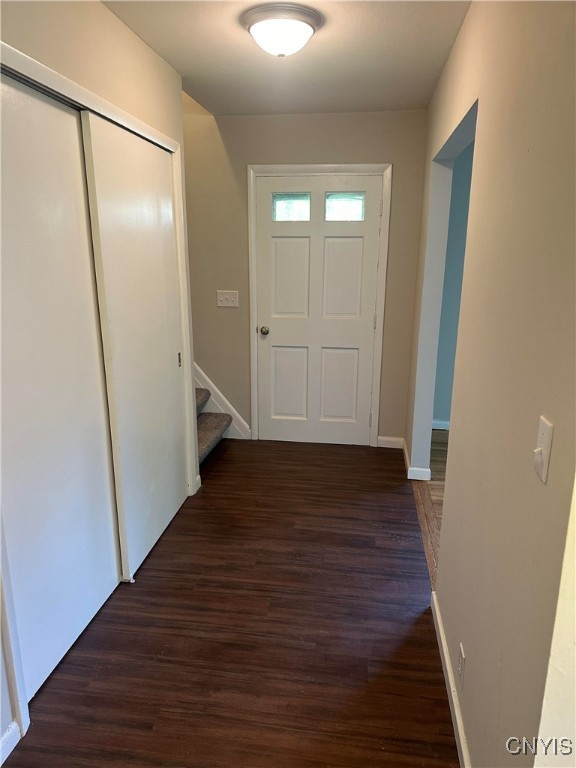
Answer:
xmin=414 ymin=3 xmax=575 ymax=766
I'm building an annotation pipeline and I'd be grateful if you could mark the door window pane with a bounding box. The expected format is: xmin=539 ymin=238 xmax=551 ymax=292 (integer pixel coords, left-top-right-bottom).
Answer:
xmin=325 ymin=192 xmax=365 ymax=221
xmin=273 ymin=193 xmax=310 ymax=222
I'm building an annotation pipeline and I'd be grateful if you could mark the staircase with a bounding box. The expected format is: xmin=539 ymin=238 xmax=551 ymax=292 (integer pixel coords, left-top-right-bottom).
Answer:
xmin=195 ymin=387 xmax=232 ymax=463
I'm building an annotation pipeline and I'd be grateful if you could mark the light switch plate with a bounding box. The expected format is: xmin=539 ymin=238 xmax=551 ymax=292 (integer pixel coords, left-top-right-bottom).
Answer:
xmin=533 ymin=415 xmax=553 ymax=483
xmin=217 ymin=290 xmax=239 ymax=308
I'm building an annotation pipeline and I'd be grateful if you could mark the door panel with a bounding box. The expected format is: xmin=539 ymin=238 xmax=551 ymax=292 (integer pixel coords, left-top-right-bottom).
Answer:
xmin=82 ymin=113 xmax=188 ymax=580
xmin=272 ymin=346 xmax=309 ymax=419
xmin=256 ymin=174 xmax=383 ymax=444
xmin=271 ymin=239 xmax=310 ymax=317
xmin=1 ymin=76 xmax=120 ymax=699
xmin=320 ymin=347 xmax=359 ymax=421
xmin=323 ymin=238 xmax=364 ymax=317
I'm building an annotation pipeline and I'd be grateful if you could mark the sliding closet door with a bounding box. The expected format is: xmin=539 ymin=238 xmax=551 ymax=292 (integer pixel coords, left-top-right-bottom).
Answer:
xmin=82 ymin=113 xmax=189 ymax=580
xmin=1 ymin=76 xmax=120 ymax=699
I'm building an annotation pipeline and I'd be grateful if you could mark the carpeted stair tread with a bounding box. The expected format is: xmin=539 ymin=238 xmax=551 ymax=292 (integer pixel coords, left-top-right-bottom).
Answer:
xmin=195 ymin=387 xmax=211 ymax=417
xmin=197 ymin=411 xmax=232 ymax=463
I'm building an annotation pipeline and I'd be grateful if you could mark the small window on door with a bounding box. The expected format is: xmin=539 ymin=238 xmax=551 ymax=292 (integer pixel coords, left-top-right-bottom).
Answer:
xmin=325 ymin=192 xmax=366 ymax=221
xmin=272 ymin=193 xmax=311 ymax=222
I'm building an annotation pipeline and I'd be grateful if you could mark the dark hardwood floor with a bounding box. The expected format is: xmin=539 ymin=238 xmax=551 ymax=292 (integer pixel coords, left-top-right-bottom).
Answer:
xmin=6 ymin=440 xmax=458 ymax=768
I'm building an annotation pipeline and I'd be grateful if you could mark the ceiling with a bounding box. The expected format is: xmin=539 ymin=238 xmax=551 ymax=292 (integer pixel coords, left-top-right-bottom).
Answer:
xmin=105 ymin=1 xmax=470 ymax=116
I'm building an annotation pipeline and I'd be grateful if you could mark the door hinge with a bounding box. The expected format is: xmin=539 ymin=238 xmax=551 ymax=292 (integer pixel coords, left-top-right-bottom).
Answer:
xmin=379 ymin=199 xmax=383 ymax=216
xmin=178 ymin=352 xmax=182 ymax=367
xmin=369 ymin=413 xmax=373 ymax=427
xmin=373 ymin=312 xmax=377 ymax=330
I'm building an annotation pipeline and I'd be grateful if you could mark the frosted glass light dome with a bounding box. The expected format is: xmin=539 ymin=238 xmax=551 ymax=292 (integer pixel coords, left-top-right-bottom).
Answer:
xmin=241 ymin=4 xmax=323 ymax=57
xmin=249 ymin=18 xmax=314 ymax=56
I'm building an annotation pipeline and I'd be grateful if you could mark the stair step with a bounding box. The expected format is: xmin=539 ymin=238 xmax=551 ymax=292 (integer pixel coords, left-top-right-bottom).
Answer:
xmin=197 ymin=411 xmax=232 ymax=463
xmin=195 ymin=387 xmax=210 ymax=416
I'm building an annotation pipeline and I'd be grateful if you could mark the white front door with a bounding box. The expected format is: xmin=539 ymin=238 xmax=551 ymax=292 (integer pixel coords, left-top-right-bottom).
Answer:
xmin=256 ymin=173 xmax=384 ymax=444
xmin=82 ymin=113 xmax=189 ymax=580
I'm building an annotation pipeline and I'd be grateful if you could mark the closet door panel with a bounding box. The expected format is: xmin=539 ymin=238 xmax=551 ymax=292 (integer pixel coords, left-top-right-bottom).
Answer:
xmin=1 ymin=77 xmax=120 ymax=699
xmin=82 ymin=113 xmax=188 ymax=580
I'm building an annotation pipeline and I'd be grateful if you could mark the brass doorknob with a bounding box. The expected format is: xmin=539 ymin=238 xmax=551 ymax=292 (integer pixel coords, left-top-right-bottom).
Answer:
xmin=260 ymin=326 xmax=270 ymax=336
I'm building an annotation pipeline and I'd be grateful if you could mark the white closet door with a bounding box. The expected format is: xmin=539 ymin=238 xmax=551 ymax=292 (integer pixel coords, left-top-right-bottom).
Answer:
xmin=81 ymin=113 xmax=188 ymax=580
xmin=1 ymin=76 xmax=120 ymax=699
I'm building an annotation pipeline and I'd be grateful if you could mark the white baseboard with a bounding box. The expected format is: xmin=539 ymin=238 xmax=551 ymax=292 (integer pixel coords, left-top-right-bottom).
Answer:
xmin=194 ymin=364 xmax=251 ymax=440
xmin=377 ymin=436 xmax=405 ymax=449
xmin=400 ymin=441 xmax=431 ymax=480
xmin=1 ymin=722 xmax=20 ymax=765
xmin=407 ymin=466 xmax=432 ymax=481
xmin=431 ymin=591 xmax=471 ymax=768
xmin=433 ymin=420 xmax=450 ymax=430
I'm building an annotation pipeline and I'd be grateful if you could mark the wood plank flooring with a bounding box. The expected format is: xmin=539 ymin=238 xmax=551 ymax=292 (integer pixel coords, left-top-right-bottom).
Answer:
xmin=429 ymin=430 xmax=448 ymax=520
xmin=412 ymin=431 xmax=448 ymax=589
xmin=6 ymin=440 xmax=458 ymax=768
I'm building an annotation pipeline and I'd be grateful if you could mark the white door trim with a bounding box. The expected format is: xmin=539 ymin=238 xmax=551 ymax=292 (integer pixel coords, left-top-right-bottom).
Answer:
xmin=1 ymin=41 xmax=199 ymax=496
xmin=248 ymin=164 xmax=392 ymax=446
xmin=408 ymin=103 xmax=477 ymax=475
xmin=1 ymin=522 xmax=30 ymax=744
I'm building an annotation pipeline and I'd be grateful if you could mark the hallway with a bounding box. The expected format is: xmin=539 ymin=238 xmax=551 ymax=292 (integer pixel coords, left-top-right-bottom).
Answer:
xmin=6 ymin=440 xmax=458 ymax=768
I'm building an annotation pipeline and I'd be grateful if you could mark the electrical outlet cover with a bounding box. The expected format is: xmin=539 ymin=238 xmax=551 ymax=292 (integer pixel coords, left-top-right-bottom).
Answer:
xmin=216 ymin=290 xmax=239 ymax=307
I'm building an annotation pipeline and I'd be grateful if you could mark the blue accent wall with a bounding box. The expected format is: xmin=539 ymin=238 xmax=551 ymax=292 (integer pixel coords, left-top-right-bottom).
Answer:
xmin=433 ymin=141 xmax=475 ymax=427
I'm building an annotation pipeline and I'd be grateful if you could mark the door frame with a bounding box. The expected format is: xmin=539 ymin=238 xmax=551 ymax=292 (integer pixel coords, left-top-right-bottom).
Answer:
xmin=248 ymin=164 xmax=392 ymax=446
xmin=408 ymin=103 xmax=477 ymax=478
xmin=1 ymin=522 xmax=31 ymax=750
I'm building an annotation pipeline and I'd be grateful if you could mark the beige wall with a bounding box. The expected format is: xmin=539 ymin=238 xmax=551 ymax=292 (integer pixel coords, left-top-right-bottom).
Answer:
xmin=414 ymin=3 xmax=574 ymax=765
xmin=1 ymin=1 xmax=183 ymax=143
xmin=182 ymin=103 xmax=427 ymax=433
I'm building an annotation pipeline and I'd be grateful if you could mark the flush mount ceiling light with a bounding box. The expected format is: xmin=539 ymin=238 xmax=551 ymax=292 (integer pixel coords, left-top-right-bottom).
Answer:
xmin=241 ymin=3 xmax=323 ymax=57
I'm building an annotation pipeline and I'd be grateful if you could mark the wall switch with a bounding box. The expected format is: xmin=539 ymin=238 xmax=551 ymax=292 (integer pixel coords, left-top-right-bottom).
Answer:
xmin=457 ymin=643 xmax=466 ymax=688
xmin=533 ymin=415 xmax=554 ymax=484
xmin=217 ymin=290 xmax=239 ymax=308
